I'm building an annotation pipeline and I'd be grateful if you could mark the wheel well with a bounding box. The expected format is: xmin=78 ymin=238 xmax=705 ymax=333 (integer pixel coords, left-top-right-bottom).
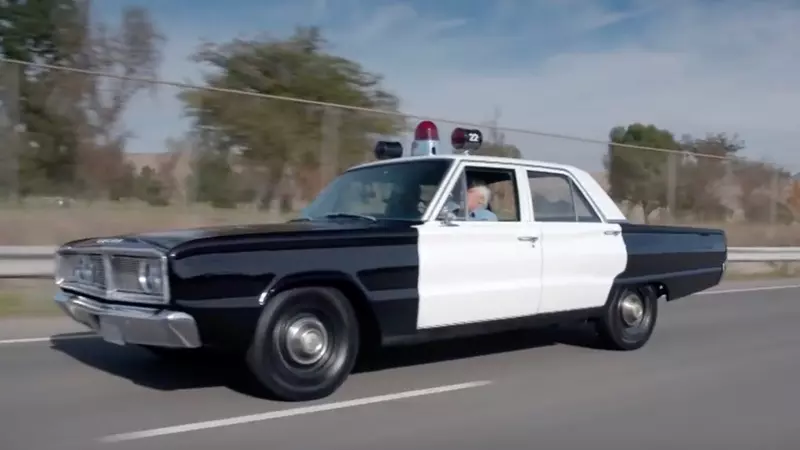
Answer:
xmin=271 ymin=275 xmax=382 ymax=351
xmin=603 ymin=281 xmax=669 ymax=309
xmin=641 ymin=282 xmax=669 ymax=301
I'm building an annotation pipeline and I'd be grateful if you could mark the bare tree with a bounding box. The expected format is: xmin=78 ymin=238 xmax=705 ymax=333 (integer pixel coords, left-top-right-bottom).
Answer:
xmin=75 ymin=2 xmax=165 ymax=198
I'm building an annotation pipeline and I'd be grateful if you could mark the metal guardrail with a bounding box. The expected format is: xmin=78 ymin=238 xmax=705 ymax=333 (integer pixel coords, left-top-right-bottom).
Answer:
xmin=0 ymin=246 xmax=58 ymax=279
xmin=1 ymin=246 xmax=799 ymax=279
xmin=725 ymin=247 xmax=800 ymax=262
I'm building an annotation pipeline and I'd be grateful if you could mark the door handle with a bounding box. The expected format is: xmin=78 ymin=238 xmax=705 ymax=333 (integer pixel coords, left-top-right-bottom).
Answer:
xmin=518 ymin=236 xmax=539 ymax=243
xmin=604 ymin=230 xmax=621 ymax=236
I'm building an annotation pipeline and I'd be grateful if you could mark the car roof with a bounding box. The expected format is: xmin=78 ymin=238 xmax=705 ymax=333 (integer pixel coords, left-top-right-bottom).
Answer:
xmin=348 ymin=154 xmax=583 ymax=174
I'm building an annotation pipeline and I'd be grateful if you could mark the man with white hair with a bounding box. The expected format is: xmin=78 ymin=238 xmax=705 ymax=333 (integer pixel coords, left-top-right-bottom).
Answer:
xmin=466 ymin=183 xmax=498 ymax=221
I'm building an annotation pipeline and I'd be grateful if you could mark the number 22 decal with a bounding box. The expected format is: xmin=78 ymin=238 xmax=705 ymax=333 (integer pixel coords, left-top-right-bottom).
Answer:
xmin=467 ymin=133 xmax=479 ymax=142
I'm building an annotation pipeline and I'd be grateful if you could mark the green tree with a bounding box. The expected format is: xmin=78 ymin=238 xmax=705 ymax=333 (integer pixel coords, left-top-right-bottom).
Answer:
xmin=481 ymin=141 xmax=521 ymax=158
xmin=134 ymin=165 xmax=168 ymax=206
xmin=0 ymin=0 xmax=87 ymax=197
xmin=480 ymin=127 xmax=522 ymax=158
xmin=108 ymin=160 xmax=136 ymax=200
xmin=187 ymin=144 xmax=237 ymax=209
xmin=604 ymin=123 xmax=680 ymax=222
xmin=0 ymin=0 xmax=164 ymax=199
xmin=675 ymin=133 xmax=743 ymax=221
xmin=179 ymin=26 xmax=404 ymax=210
xmin=75 ymin=4 xmax=164 ymax=200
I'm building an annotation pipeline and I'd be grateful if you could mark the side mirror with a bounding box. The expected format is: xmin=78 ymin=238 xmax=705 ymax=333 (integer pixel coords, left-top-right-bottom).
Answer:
xmin=438 ymin=200 xmax=460 ymax=226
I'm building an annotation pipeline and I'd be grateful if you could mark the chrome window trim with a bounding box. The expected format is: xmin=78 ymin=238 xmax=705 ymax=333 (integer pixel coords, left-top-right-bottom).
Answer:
xmin=55 ymin=246 xmax=171 ymax=305
xmin=420 ymin=159 xmax=462 ymax=222
xmin=509 ymin=165 xmax=605 ymax=223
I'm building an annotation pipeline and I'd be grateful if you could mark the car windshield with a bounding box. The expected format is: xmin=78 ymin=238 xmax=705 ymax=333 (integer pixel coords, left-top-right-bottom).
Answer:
xmin=298 ymin=159 xmax=454 ymax=221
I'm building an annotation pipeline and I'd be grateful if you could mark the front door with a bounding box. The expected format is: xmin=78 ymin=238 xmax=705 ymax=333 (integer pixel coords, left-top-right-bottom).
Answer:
xmin=415 ymin=162 xmax=543 ymax=329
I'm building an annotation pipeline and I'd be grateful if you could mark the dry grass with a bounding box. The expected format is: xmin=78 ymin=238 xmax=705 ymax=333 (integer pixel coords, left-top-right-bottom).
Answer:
xmin=0 ymin=279 xmax=60 ymax=317
xmin=0 ymin=201 xmax=297 ymax=245
xmin=1 ymin=201 xmax=799 ymax=246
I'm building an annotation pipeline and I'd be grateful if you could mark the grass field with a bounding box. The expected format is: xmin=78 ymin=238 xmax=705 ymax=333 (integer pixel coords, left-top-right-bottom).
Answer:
xmin=0 ymin=279 xmax=60 ymax=317
xmin=1 ymin=201 xmax=799 ymax=246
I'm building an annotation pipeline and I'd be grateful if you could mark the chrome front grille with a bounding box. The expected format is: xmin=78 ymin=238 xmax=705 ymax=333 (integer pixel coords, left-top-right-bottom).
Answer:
xmin=57 ymin=253 xmax=107 ymax=292
xmin=55 ymin=249 xmax=170 ymax=305
xmin=108 ymin=255 xmax=145 ymax=293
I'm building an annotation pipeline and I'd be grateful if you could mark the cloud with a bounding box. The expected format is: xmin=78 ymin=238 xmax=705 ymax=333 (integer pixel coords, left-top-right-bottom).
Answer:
xmin=110 ymin=0 xmax=800 ymax=173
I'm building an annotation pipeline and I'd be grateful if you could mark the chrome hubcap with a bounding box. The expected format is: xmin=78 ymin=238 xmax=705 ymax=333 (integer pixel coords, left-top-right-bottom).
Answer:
xmin=285 ymin=315 xmax=329 ymax=365
xmin=619 ymin=294 xmax=645 ymax=327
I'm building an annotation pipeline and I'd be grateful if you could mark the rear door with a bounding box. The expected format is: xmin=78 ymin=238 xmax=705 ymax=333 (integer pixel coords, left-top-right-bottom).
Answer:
xmin=415 ymin=160 xmax=543 ymax=329
xmin=522 ymin=168 xmax=628 ymax=314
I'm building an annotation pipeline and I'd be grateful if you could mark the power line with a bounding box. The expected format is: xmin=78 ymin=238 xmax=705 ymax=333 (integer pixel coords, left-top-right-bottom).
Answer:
xmin=0 ymin=56 xmax=745 ymax=162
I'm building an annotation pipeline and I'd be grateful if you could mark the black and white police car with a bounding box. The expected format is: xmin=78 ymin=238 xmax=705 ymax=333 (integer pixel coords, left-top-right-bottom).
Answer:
xmin=53 ymin=120 xmax=727 ymax=401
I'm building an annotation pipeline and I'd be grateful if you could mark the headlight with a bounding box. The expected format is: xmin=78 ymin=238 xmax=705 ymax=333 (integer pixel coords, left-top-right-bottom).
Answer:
xmin=73 ymin=255 xmax=98 ymax=284
xmin=137 ymin=259 xmax=163 ymax=294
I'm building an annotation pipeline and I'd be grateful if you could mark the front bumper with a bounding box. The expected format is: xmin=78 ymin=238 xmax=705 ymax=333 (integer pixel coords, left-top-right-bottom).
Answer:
xmin=54 ymin=290 xmax=202 ymax=348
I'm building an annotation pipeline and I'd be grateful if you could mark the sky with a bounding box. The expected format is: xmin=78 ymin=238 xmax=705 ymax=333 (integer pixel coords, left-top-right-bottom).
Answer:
xmin=91 ymin=0 xmax=800 ymax=173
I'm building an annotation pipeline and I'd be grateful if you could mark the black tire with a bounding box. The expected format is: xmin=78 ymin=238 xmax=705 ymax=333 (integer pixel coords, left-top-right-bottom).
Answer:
xmin=246 ymin=286 xmax=360 ymax=402
xmin=596 ymin=285 xmax=658 ymax=351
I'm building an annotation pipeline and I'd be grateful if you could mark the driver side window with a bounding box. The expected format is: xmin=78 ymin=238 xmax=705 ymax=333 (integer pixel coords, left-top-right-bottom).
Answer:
xmin=440 ymin=166 xmax=520 ymax=222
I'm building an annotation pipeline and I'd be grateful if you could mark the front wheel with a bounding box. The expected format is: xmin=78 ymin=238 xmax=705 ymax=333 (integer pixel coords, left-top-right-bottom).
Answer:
xmin=246 ymin=286 xmax=360 ymax=402
xmin=596 ymin=285 xmax=658 ymax=351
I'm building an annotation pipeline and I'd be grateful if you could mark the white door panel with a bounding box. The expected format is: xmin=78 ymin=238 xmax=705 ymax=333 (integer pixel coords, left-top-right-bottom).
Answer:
xmin=537 ymin=222 xmax=628 ymax=314
xmin=416 ymin=222 xmax=543 ymax=329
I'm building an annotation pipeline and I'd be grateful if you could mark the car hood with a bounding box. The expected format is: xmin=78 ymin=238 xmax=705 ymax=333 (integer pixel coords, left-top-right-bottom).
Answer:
xmin=61 ymin=220 xmax=414 ymax=253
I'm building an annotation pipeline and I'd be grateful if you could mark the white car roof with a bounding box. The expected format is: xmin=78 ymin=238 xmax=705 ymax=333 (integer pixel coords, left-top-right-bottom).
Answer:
xmin=351 ymin=153 xmax=579 ymax=172
xmin=348 ymin=154 xmax=628 ymax=223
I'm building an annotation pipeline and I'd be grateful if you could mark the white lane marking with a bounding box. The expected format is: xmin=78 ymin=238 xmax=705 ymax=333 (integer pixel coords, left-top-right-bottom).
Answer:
xmin=0 ymin=333 xmax=96 ymax=346
xmin=99 ymin=380 xmax=493 ymax=443
xmin=695 ymin=284 xmax=800 ymax=296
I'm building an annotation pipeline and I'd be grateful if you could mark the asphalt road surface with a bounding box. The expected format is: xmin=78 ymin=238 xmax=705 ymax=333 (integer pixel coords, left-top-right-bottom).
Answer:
xmin=2 ymin=279 xmax=800 ymax=450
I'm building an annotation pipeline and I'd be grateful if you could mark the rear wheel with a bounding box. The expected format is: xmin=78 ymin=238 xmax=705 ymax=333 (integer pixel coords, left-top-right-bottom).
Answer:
xmin=246 ymin=286 xmax=360 ymax=402
xmin=596 ymin=285 xmax=658 ymax=351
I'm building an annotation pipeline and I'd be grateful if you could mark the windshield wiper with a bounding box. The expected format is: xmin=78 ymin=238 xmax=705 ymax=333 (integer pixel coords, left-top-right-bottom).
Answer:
xmin=322 ymin=212 xmax=378 ymax=222
xmin=288 ymin=217 xmax=311 ymax=222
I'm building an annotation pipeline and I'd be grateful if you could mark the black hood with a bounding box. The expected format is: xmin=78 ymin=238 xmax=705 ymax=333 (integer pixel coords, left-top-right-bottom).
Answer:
xmin=61 ymin=219 xmax=418 ymax=254
xmin=136 ymin=221 xmax=368 ymax=249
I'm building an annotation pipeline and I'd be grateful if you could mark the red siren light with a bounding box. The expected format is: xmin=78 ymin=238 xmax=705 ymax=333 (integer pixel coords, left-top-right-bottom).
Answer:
xmin=414 ymin=120 xmax=439 ymax=141
xmin=451 ymin=127 xmax=467 ymax=149
xmin=451 ymin=127 xmax=483 ymax=152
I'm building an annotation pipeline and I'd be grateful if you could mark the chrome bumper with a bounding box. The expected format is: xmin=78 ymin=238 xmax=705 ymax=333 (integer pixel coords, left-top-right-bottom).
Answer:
xmin=54 ymin=291 xmax=202 ymax=348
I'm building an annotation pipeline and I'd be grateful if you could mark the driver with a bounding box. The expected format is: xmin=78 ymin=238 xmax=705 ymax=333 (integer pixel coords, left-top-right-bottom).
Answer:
xmin=466 ymin=184 xmax=497 ymax=221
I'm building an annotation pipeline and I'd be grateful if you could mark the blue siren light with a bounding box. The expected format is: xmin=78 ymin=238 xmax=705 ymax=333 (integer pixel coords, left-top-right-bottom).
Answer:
xmin=374 ymin=140 xmax=404 ymax=160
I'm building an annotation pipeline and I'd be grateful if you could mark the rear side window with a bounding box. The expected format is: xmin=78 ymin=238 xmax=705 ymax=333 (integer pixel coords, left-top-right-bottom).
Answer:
xmin=526 ymin=171 xmax=600 ymax=222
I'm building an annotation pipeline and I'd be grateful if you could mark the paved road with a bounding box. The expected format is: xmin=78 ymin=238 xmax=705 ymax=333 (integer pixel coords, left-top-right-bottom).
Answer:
xmin=2 ymin=280 xmax=800 ymax=450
